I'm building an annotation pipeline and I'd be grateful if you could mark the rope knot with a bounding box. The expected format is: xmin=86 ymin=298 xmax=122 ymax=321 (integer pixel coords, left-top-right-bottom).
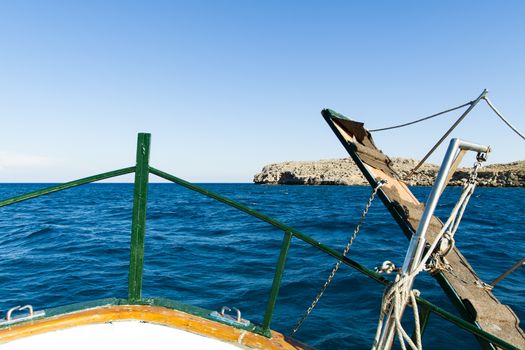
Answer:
xmin=376 ymin=260 xmax=397 ymax=274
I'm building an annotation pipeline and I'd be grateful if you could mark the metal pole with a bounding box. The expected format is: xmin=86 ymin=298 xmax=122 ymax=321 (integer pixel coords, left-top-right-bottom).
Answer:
xmin=408 ymin=89 xmax=488 ymax=176
xmin=128 ymin=133 xmax=151 ymax=303
xmin=404 ymin=139 xmax=489 ymax=275
xmin=149 ymin=166 xmax=389 ymax=286
xmin=0 ymin=167 xmax=136 ymax=209
xmin=490 ymin=258 xmax=525 ymax=287
xmin=262 ymin=231 xmax=293 ymax=336
xmin=377 ymin=138 xmax=490 ymax=349
xmin=403 ymin=139 xmax=461 ymax=274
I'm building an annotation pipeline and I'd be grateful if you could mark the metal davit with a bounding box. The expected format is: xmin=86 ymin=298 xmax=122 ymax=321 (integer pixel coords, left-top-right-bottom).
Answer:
xmin=322 ymin=102 xmax=524 ymax=349
xmin=0 ymin=127 xmax=522 ymax=349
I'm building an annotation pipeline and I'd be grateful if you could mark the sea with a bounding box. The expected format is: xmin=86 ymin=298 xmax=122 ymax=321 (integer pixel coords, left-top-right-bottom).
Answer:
xmin=0 ymin=183 xmax=523 ymax=349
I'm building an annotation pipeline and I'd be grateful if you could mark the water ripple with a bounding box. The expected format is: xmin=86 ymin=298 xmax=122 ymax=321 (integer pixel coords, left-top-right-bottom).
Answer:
xmin=0 ymin=183 xmax=523 ymax=349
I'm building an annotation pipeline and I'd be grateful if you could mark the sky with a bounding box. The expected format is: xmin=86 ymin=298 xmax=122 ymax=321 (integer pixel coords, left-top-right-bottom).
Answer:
xmin=0 ymin=1 xmax=524 ymax=182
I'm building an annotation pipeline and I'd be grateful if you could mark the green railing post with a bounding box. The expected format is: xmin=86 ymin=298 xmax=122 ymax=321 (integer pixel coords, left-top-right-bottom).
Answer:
xmin=149 ymin=167 xmax=389 ymax=286
xmin=262 ymin=231 xmax=293 ymax=336
xmin=127 ymin=133 xmax=151 ymax=303
xmin=415 ymin=297 xmax=519 ymax=350
xmin=0 ymin=167 xmax=136 ymax=209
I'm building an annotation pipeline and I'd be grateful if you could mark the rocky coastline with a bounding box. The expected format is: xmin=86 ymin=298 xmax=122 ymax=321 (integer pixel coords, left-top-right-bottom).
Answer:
xmin=253 ymin=158 xmax=524 ymax=187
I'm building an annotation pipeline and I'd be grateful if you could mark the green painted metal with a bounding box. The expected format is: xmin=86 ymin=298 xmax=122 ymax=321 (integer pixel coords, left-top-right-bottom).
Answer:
xmin=149 ymin=166 xmax=388 ymax=286
xmin=155 ymin=166 xmax=517 ymax=344
xmin=433 ymin=271 xmax=491 ymax=348
xmin=262 ymin=231 xmax=293 ymax=335
xmin=412 ymin=302 xmax=431 ymax=343
xmin=127 ymin=133 xmax=151 ymax=303
xmin=321 ymin=109 xmax=494 ymax=349
xmin=415 ymin=297 xmax=519 ymax=350
xmin=0 ymin=132 xmax=518 ymax=348
xmin=0 ymin=167 xmax=135 ymax=209
xmin=0 ymin=295 xmax=261 ymax=336
xmin=3 ymin=296 xmax=263 ymax=334
xmin=139 ymin=297 xmax=263 ymax=335
xmin=321 ymin=109 xmax=415 ymax=240
xmin=0 ymin=298 xmax=122 ymax=330
xmin=44 ymin=298 xmax=122 ymax=319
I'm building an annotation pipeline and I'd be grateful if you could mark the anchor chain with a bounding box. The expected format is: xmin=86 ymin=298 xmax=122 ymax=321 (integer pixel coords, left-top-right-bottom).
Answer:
xmin=290 ymin=180 xmax=386 ymax=336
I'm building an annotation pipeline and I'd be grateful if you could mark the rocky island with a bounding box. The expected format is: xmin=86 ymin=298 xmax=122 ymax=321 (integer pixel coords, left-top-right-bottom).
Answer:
xmin=253 ymin=158 xmax=524 ymax=187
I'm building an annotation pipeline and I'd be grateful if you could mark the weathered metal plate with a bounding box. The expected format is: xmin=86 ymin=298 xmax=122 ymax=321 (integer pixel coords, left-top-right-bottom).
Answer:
xmin=322 ymin=109 xmax=525 ymax=349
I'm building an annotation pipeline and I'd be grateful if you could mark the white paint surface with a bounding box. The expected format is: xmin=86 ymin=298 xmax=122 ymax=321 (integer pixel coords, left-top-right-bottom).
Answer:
xmin=2 ymin=321 xmax=244 ymax=349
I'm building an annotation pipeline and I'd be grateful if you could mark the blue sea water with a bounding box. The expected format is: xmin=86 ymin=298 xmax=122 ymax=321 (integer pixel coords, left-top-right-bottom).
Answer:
xmin=0 ymin=183 xmax=523 ymax=349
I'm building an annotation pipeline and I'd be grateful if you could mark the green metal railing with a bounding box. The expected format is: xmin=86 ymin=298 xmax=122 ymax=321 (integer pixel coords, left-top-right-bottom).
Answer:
xmin=128 ymin=133 xmax=151 ymax=302
xmin=0 ymin=133 xmax=518 ymax=349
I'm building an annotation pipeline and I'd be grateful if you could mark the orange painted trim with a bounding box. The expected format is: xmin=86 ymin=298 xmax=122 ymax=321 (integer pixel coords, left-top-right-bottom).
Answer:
xmin=0 ymin=305 xmax=312 ymax=350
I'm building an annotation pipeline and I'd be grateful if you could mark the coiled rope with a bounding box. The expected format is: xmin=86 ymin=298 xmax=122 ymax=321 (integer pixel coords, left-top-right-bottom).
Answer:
xmin=373 ymin=276 xmax=422 ymax=350
xmin=373 ymin=163 xmax=481 ymax=350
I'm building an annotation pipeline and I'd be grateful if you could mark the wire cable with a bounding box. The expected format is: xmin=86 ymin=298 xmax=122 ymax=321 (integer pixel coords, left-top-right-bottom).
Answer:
xmin=483 ymin=97 xmax=525 ymax=141
xmin=405 ymin=90 xmax=488 ymax=178
xmin=369 ymin=102 xmax=472 ymax=132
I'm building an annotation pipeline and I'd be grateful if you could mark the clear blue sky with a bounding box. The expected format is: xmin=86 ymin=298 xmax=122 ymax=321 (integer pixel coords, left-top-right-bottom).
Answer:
xmin=1 ymin=1 xmax=524 ymax=182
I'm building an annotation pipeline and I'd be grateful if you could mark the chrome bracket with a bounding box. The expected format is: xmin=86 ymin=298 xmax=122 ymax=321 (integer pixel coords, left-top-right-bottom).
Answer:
xmin=1 ymin=305 xmax=45 ymax=326
xmin=210 ymin=306 xmax=250 ymax=327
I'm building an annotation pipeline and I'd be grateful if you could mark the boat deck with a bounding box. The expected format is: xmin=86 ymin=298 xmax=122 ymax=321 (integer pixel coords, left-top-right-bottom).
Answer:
xmin=0 ymin=303 xmax=310 ymax=350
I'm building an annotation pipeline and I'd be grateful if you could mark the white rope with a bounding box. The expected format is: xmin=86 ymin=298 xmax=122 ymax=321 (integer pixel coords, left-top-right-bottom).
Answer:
xmin=373 ymin=164 xmax=479 ymax=349
xmin=373 ymin=275 xmax=422 ymax=350
xmin=376 ymin=260 xmax=397 ymax=274
xmin=417 ymin=181 xmax=476 ymax=274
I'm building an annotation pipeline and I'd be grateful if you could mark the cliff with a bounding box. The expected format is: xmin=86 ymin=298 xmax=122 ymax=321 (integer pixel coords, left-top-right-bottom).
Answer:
xmin=253 ymin=158 xmax=525 ymax=187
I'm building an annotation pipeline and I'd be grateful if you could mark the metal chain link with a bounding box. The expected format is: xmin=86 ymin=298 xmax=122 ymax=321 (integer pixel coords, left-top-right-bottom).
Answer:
xmin=468 ymin=158 xmax=482 ymax=184
xmin=290 ymin=180 xmax=386 ymax=336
